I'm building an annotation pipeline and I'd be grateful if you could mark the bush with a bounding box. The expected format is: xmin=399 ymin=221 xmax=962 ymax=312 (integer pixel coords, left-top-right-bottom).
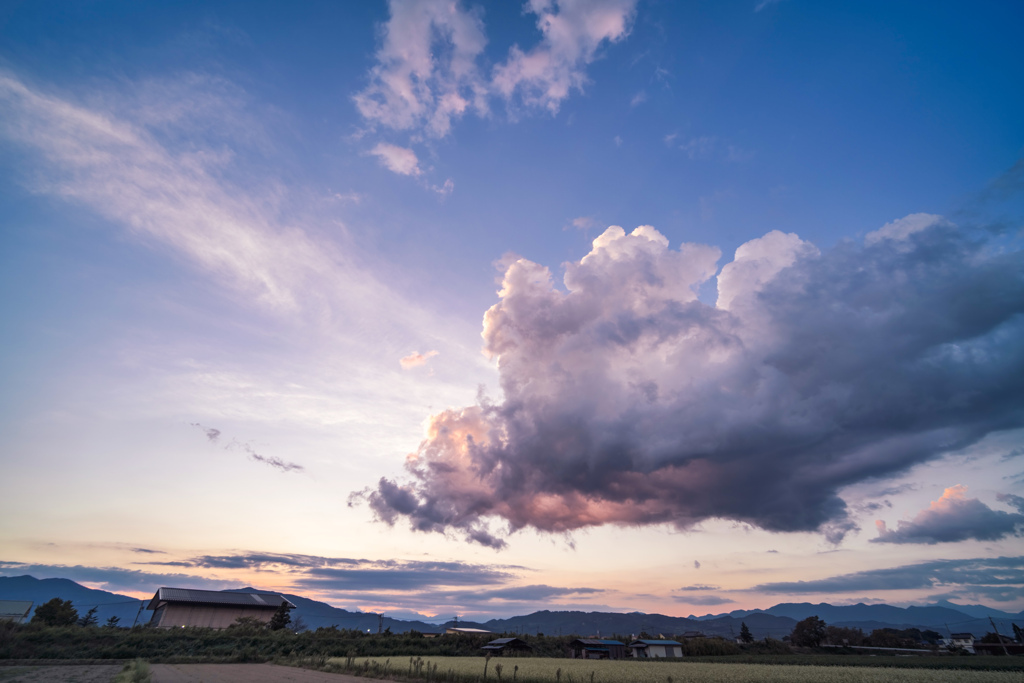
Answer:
xmin=113 ymin=659 xmax=151 ymax=683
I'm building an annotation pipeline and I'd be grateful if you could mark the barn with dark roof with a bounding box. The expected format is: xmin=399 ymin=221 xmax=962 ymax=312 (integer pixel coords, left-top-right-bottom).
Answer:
xmin=147 ymin=588 xmax=294 ymax=629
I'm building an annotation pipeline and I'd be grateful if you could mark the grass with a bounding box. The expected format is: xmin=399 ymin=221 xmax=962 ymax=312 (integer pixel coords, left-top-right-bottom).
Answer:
xmin=113 ymin=659 xmax=152 ymax=683
xmin=324 ymin=656 xmax=1024 ymax=683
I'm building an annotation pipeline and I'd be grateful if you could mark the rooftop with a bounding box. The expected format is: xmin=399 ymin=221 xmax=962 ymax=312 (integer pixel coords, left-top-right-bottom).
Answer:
xmin=148 ymin=588 xmax=295 ymax=610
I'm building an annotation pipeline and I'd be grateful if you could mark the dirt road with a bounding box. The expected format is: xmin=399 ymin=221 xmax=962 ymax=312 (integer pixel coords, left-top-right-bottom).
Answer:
xmin=0 ymin=665 xmax=121 ymax=682
xmin=151 ymin=663 xmax=375 ymax=683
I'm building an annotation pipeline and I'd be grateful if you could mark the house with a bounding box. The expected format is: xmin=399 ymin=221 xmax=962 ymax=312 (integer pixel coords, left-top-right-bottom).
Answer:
xmin=481 ymin=637 xmax=533 ymax=655
xmin=679 ymin=630 xmax=705 ymax=640
xmin=446 ymin=627 xmax=493 ymax=635
xmin=568 ymin=638 xmax=628 ymax=660
xmin=941 ymin=633 xmax=975 ymax=654
xmin=0 ymin=601 xmax=33 ymax=624
xmin=147 ymin=588 xmax=294 ymax=629
xmin=628 ymin=639 xmax=684 ymax=658
xmin=973 ymin=634 xmax=1024 ymax=656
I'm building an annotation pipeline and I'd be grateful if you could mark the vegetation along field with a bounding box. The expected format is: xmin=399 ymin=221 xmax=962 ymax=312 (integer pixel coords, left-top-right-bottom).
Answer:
xmin=327 ymin=657 xmax=1024 ymax=683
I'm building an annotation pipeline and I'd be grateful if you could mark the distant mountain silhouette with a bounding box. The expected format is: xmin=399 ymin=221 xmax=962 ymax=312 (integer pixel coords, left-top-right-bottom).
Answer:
xmin=3 ymin=574 xmax=1021 ymax=638
xmin=0 ymin=575 xmax=149 ymax=625
xmin=227 ymin=587 xmax=442 ymax=633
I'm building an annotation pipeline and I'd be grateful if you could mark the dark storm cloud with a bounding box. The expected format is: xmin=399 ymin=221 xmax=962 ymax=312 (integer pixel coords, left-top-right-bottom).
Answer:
xmin=751 ymin=556 xmax=1024 ymax=594
xmin=873 ymin=485 xmax=1024 ymax=544
xmin=361 ymin=217 xmax=1024 ymax=548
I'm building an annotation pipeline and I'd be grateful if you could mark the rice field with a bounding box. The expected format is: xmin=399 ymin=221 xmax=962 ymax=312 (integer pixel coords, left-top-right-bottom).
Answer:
xmin=329 ymin=656 xmax=1023 ymax=683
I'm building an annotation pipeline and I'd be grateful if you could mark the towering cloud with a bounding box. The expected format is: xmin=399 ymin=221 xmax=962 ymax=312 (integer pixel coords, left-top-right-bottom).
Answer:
xmin=363 ymin=218 xmax=1024 ymax=548
xmin=874 ymin=485 xmax=1024 ymax=545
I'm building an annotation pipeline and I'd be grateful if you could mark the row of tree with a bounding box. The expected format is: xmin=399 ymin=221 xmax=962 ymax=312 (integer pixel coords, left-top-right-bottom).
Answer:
xmin=785 ymin=615 xmax=1023 ymax=650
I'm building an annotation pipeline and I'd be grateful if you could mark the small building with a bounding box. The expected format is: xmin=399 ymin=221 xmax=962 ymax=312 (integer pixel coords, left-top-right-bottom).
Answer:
xmin=482 ymin=637 xmax=533 ymax=655
xmin=0 ymin=601 xmax=33 ymax=624
xmin=679 ymin=630 xmax=705 ymax=640
xmin=941 ymin=633 xmax=976 ymax=654
xmin=446 ymin=627 xmax=493 ymax=635
xmin=629 ymin=639 xmax=684 ymax=658
xmin=147 ymin=588 xmax=294 ymax=629
xmin=568 ymin=638 xmax=628 ymax=660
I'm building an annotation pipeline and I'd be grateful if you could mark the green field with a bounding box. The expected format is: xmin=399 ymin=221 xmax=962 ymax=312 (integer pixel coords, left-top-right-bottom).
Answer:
xmin=330 ymin=656 xmax=1023 ymax=683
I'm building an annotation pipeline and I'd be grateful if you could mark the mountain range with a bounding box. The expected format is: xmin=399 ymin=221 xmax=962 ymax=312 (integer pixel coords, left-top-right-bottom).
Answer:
xmin=2 ymin=574 xmax=1021 ymax=639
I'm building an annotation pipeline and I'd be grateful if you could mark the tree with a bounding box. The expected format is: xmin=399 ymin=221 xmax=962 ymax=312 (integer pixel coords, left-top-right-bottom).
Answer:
xmin=78 ymin=606 xmax=99 ymax=627
xmin=31 ymin=598 xmax=78 ymax=626
xmin=825 ymin=625 xmax=864 ymax=646
xmin=269 ymin=602 xmax=292 ymax=631
xmin=790 ymin=616 xmax=827 ymax=648
xmin=104 ymin=615 xmax=121 ymax=628
xmin=739 ymin=622 xmax=753 ymax=644
xmin=1012 ymin=623 xmax=1022 ymax=643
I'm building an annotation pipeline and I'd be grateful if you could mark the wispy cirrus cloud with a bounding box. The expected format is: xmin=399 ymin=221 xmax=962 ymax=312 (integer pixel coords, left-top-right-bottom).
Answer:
xmin=0 ymin=69 xmax=437 ymax=336
xmin=191 ymin=423 xmax=304 ymax=473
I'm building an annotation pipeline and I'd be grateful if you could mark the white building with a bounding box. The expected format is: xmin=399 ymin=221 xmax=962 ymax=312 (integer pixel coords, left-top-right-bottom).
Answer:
xmin=941 ymin=633 xmax=975 ymax=654
xmin=628 ymin=639 xmax=684 ymax=658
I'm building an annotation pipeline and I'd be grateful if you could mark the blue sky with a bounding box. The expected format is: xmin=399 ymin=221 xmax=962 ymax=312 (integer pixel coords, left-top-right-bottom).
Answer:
xmin=1 ymin=0 xmax=1023 ymax=620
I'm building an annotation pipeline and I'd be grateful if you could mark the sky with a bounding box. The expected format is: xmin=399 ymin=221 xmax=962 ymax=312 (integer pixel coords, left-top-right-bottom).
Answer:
xmin=1 ymin=0 xmax=1023 ymax=623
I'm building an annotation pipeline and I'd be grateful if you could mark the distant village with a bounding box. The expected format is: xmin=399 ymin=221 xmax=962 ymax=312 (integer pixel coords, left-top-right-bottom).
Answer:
xmin=3 ymin=585 xmax=1022 ymax=657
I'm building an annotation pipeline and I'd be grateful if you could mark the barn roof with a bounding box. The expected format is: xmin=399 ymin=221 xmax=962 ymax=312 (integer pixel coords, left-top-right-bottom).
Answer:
xmin=0 ymin=600 xmax=33 ymax=621
xmin=572 ymin=638 xmax=624 ymax=646
xmin=148 ymin=588 xmax=295 ymax=610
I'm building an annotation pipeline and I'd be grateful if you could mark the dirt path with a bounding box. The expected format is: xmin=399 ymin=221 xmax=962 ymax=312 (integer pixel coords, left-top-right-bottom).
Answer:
xmin=151 ymin=663 xmax=379 ymax=683
xmin=0 ymin=665 xmax=121 ymax=682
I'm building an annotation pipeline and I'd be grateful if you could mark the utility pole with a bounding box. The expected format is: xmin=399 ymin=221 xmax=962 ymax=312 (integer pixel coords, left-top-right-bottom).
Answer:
xmin=988 ymin=616 xmax=1010 ymax=656
xmin=131 ymin=600 xmax=145 ymax=628
xmin=378 ymin=613 xmax=383 ymax=634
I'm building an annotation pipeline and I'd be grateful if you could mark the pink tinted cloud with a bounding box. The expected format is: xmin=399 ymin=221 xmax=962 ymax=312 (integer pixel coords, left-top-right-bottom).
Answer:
xmin=362 ymin=220 xmax=1024 ymax=548
xmin=400 ymin=350 xmax=439 ymax=369
xmin=369 ymin=142 xmax=422 ymax=176
xmin=874 ymin=485 xmax=1024 ymax=544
